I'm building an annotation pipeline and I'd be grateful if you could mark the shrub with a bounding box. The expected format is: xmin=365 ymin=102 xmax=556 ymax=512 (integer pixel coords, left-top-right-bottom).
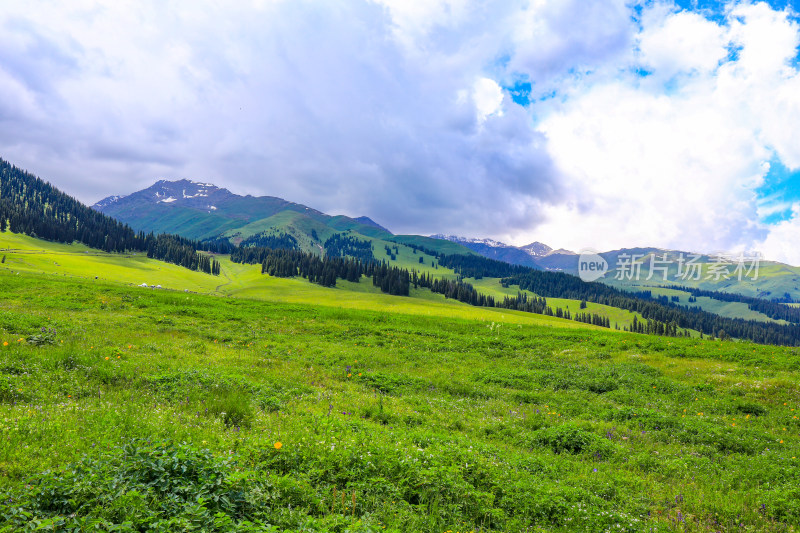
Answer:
xmin=531 ymin=424 xmax=616 ymax=458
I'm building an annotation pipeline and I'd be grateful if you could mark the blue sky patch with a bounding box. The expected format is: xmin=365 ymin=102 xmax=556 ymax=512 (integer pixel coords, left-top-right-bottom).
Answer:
xmin=673 ymin=0 xmax=727 ymax=23
xmin=674 ymin=0 xmax=800 ymax=24
xmin=757 ymin=157 xmax=800 ymax=224
xmin=507 ymin=79 xmax=531 ymax=106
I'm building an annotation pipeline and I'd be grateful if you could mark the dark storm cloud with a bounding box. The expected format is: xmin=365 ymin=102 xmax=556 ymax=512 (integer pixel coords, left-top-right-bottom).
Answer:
xmin=0 ymin=0 xmax=635 ymax=236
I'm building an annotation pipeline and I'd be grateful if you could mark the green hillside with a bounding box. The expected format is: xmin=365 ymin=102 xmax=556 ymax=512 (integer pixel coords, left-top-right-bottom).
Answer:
xmin=603 ymin=251 xmax=800 ymax=300
xmin=647 ymin=287 xmax=788 ymax=324
xmin=0 ymin=231 xmax=660 ymax=334
xmin=2 ymin=234 xmax=800 ymax=531
xmin=92 ymin=179 xmax=481 ymax=267
xmin=0 ymin=232 xmax=572 ymax=329
xmin=222 ymin=211 xmax=470 ymax=277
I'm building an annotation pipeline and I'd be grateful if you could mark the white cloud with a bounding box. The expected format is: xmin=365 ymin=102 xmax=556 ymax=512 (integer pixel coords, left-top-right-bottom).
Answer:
xmin=473 ymin=77 xmax=504 ymax=121
xmin=509 ymin=1 xmax=800 ymax=265
xmin=509 ymin=0 xmax=633 ymax=85
xmin=637 ymin=8 xmax=728 ymax=80
xmin=2 ymin=0 xmax=800 ymax=263
xmin=533 ymin=77 xmax=769 ymax=252
xmin=759 ymin=203 xmax=800 ymax=264
xmin=0 ymin=0 xmax=574 ymax=236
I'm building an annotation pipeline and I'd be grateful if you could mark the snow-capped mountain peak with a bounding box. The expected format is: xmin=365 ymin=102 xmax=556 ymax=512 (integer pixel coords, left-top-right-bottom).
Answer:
xmin=520 ymin=241 xmax=554 ymax=257
xmin=430 ymin=234 xmax=510 ymax=248
xmin=92 ymin=195 xmax=126 ymax=209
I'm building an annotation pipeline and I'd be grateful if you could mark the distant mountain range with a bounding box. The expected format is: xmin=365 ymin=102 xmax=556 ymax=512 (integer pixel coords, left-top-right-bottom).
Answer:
xmin=92 ymin=179 xmax=475 ymax=257
xmin=93 ymin=179 xmax=800 ymax=300
xmin=93 ymin=179 xmax=392 ymax=242
xmin=430 ymin=235 xmax=577 ymax=269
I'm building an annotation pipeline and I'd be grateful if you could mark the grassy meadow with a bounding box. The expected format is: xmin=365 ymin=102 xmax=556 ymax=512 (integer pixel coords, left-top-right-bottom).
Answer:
xmin=1 ymin=235 xmax=800 ymax=531
xmin=467 ymin=277 xmax=651 ymax=332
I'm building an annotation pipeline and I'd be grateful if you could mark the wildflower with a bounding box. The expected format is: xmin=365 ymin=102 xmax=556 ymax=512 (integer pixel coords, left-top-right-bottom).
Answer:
xmin=2 ymin=342 xmax=7 ymax=346
xmin=274 ymin=441 xmax=282 ymax=450
xmin=347 ymin=373 xmax=352 ymax=378
xmin=128 ymin=345 xmax=132 ymax=349
xmin=17 ymin=338 xmax=23 ymax=342
xmin=105 ymin=357 xmax=109 ymax=360
xmin=358 ymin=373 xmax=362 ymax=376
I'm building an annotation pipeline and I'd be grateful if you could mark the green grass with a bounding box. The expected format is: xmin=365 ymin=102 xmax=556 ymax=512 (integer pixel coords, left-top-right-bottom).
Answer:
xmin=0 ymin=232 xmax=595 ymax=331
xmin=647 ymin=287 xmax=786 ymax=324
xmin=218 ymin=215 xmax=458 ymax=279
xmin=467 ymin=277 xmax=649 ymax=330
xmin=0 ymin=231 xmax=222 ymax=293
xmin=222 ymin=210 xmax=335 ymax=250
xmin=607 ymin=254 xmax=800 ymax=301
xmin=1 ymin=233 xmax=800 ymax=531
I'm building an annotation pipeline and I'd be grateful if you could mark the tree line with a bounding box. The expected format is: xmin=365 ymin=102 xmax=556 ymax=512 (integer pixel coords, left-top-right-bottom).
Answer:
xmin=239 ymin=232 xmax=298 ymax=250
xmin=7 ymin=156 xmax=796 ymax=344
xmin=434 ymin=252 xmax=800 ymax=343
xmin=325 ymin=234 xmax=374 ymax=263
xmin=663 ymin=285 xmax=800 ymax=324
xmin=233 ymin=243 xmax=798 ymax=342
xmin=231 ymin=247 xmax=365 ymax=287
xmin=147 ymin=235 xmax=220 ymax=275
xmin=0 ymin=158 xmax=220 ymax=275
xmin=628 ymin=315 xmax=687 ymax=337
xmin=501 ymin=269 xmax=800 ymax=345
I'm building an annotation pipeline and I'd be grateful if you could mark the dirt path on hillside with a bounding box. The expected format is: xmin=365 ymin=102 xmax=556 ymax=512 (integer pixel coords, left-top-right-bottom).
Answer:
xmin=215 ymin=267 xmax=234 ymax=293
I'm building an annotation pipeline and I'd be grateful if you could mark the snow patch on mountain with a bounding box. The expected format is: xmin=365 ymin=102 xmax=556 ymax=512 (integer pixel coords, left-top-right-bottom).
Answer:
xmin=430 ymin=234 xmax=510 ymax=248
xmin=92 ymin=195 xmax=125 ymax=210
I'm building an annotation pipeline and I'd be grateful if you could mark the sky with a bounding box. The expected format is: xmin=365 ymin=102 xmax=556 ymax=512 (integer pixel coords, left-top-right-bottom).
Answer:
xmin=3 ymin=1 xmax=800 ymax=263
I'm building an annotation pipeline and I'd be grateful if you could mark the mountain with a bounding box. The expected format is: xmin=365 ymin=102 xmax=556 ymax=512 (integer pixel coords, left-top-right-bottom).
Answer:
xmin=92 ymin=195 xmax=125 ymax=210
xmin=93 ymin=179 xmax=478 ymax=258
xmin=92 ymin=179 xmax=396 ymax=245
xmin=539 ymin=246 xmax=800 ymax=302
xmin=430 ymin=235 xmax=585 ymax=269
xmin=430 ymin=235 xmax=544 ymax=268
xmin=519 ymin=241 xmax=554 ymax=257
xmin=431 ymin=232 xmax=800 ymax=301
xmin=0 ymin=157 xmax=221 ymax=274
xmin=90 ymin=178 xmax=800 ymax=302
xmin=7 ymin=155 xmax=800 ymax=339
xmin=353 ymin=216 xmax=391 ymax=233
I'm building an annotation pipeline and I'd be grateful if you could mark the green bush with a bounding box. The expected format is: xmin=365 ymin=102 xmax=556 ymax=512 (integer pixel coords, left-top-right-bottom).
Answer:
xmin=530 ymin=424 xmax=616 ymax=458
